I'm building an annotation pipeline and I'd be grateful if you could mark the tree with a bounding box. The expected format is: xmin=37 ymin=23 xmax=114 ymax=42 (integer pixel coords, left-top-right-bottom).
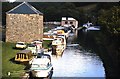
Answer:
xmin=98 ymin=6 xmax=120 ymax=35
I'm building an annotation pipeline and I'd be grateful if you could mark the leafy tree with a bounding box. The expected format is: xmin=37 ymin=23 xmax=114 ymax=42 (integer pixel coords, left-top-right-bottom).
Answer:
xmin=98 ymin=6 xmax=120 ymax=35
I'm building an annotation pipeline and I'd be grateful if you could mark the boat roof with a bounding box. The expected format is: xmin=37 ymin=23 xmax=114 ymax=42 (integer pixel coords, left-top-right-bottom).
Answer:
xmin=17 ymin=50 xmax=31 ymax=54
xmin=56 ymin=26 xmax=64 ymax=30
xmin=27 ymin=44 xmax=36 ymax=47
xmin=87 ymin=27 xmax=100 ymax=30
xmin=37 ymin=54 xmax=51 ymax=58
xmin=33 ymin=41 xmax=42 ymax=43
xmin=17 ymin=42 xmax=25 ymax=44
xmin=44 ymin=32 xmax=57 ymax=35
xmin=32 ymin=58 xmax=50 ymax=65
xmin=62 ymin=17 xmax=77 ymax=21
xmin=57 ymin=35 xmax=65 ymax=38
xmin=54 ymin=37 xmax=62 ymax=40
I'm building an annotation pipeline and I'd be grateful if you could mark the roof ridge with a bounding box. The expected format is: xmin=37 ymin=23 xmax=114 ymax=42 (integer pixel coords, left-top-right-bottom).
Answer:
xmin=24 ymin=2 xmax=40 ymax=14
xmin=6 ymin=2 xmax=43 ymax=14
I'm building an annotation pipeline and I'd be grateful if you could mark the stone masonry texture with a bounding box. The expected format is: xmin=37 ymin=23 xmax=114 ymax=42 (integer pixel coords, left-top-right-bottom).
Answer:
xmin=6 ymin=14 xmax=43 ymax=43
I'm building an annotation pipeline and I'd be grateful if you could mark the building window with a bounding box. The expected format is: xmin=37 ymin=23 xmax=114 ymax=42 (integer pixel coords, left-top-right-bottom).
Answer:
xmin=65 ymin=21 xmax=68 ymax=24
xmin=70 ymin=22 xmax=73 ymax=24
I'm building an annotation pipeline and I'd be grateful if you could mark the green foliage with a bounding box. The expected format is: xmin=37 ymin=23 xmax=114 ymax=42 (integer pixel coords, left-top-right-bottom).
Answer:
xmin=2 ymin=42 xmax=25 ymax=77
xmin=42 ymin=40 xmax=52 ymax=49
xmin=43 ymin=27 xmax=51 ymax=32
xmin=98 ymin=6 xmax=120 ymax=35
xmin=2 ymin=2 xmax=96 ymax=25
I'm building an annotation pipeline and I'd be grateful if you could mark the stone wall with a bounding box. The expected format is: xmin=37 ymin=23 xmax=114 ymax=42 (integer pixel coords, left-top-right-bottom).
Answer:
xmin=6 ymin=14 xmax=43 ymax=43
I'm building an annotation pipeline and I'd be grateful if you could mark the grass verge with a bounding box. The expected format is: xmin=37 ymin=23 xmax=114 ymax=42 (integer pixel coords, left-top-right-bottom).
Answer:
xmin=43 ymin=40 xmax=52 ymax=49
xmin=2 ymin=42 xmax=25 ymax=78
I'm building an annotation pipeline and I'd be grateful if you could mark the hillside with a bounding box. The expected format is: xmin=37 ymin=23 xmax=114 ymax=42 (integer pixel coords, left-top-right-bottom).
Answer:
xmin=2 ymin=2 xmax=97 ymax=25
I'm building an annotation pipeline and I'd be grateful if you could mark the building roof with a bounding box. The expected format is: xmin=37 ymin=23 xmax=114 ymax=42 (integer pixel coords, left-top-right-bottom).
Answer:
xmin=62 ymin=17 xmax=77 ymax=21
xmin=68 ymin=17 xmax=76 ymax=20
xmin=62 ymin=17 xmax=66 ymax=20
xmin=6 ymin=2 xmax=43 ymax=14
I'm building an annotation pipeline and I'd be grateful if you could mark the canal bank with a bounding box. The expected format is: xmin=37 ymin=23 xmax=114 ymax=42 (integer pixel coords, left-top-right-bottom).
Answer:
xmin=77 ymin=30 xmax=119 ymax=79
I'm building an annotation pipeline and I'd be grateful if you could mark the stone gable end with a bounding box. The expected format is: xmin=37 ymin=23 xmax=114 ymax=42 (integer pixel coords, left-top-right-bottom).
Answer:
xmin=6 ymin=14 xmax=43 ymax=43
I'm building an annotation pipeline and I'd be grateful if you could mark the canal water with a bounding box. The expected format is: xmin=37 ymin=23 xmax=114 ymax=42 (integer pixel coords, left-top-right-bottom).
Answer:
xmin=51 ymin=31 xmax=105 ymax=77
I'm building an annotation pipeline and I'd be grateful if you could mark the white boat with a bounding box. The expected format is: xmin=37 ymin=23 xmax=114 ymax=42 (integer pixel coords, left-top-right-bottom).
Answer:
xmin=25 ymin=44 xmax=37 ymax=55
xmin=57 ymin=35 xmax=66 ymax=50
xmin=15 ymin=42 xmax=27 ymax=49
xmin=83 ymin=22 xmax=93 ymax=28
xmin=43 ymin=48 xmax=52 ymax=56
xmin=55 ymin=26 xmax=71 ymax=38
xmin=52 ymin=35 xmax=66 ymax=56
xmin=86 ymin=26 xmax=100 ymax=31
xmin=31 ymin=40 xmax=43 ymax=50
xmin=43 ymin=33 xmax=57 ymax=41
xmin=83 ymin=22 xmax=100 ymax=31
xmin=48 ymin=26 xmax=71 ymax=38
xmin=61 ymin=17 xmax=78 ymax=29
xmin=67 ymin=44 xmax=79 ymax=47
xmin=29 ymin=54 xmax=53 ymax=78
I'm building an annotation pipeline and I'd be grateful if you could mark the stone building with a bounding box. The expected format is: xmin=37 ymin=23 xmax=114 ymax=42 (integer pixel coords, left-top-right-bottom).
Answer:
xmin=61 ymin=17 xmax=78 ymax=29
xmin=6 ymin=2 xmax=43 ymax=43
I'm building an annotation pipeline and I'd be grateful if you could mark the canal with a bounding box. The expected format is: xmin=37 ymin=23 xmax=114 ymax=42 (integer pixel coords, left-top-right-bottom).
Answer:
xmin=51 ymin=30 xmax=105 ymax=78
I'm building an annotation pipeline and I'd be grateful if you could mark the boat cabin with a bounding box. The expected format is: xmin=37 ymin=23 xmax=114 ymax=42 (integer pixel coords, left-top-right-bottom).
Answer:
xmin=15 ymin=50 xmax=33 ymax=62
xmin=30 ymin=54 xmax=53 ymax=78
xmin=43 ymin=33 xmax=57 ymax=40
xmin=26 ymin=44 xmax=37 ymax=55
xmin=32 ymin=40 xmax=43 ymax=50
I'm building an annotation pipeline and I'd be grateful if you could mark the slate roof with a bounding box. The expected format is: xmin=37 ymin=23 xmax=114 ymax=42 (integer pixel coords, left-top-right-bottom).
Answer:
xmin=6 ymin=2 xmax=43 ymax=14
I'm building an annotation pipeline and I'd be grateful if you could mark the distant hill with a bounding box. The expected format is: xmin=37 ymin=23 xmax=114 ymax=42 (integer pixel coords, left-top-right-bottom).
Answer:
xmin=2 ymin=2 xmax=98 ymax=25
xmin=2 ymin=2 xmax=118 ymax=26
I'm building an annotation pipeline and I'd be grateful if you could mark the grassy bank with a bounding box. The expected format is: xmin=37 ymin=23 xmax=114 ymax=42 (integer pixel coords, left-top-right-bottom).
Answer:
xmin=2 ymin=41 xmax=51 ymax=78
xmin=2 ymin=42 xmax=25 ymax=78
xmin=43 ymin=40 xmax=52 ymax=49
xmin=1 ymin=25 xmax=53 ymax=78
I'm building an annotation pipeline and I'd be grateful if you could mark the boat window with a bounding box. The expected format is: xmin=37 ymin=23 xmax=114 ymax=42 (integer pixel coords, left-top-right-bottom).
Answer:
xmin=47 ymin=63 xmax=50 ymax=67
xmin=31 ymin=64 xmax=47 ymax=69
xmin=70 ymin=22 xmax=73 ymax=24
xmin=54 ymin=39 xmax=57 ymax=40
xmin=39 ymin=64 xmax=47 ymax=69
xmin=65 ymin=21 xmax=68 ymax=24
xmin=28 ymin=44 xmax=36 ymax=47
xmin=41 ymin=56 xmax=47 ymax=59
xmin=24 ymin=54 xmax=27 ymax=59
xmin=21 ymin=54 xmax=23 ymax=59
xmin=32 ymin=64 xmax=39 ymax=67
xmin=17 ymin=43 xmax=24 ymax=45
xmin=20 ymin=54 xmax=21 ymax=58
xmin=16 ymin=54 xmax=19 ymax=59
xmin=37 ymin=55 xmax=42 ymax=58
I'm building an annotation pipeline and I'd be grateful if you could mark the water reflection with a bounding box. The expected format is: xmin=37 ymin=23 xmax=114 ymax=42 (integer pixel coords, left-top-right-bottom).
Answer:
xmin=52 ymin=31 xmax=105 ymax=77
